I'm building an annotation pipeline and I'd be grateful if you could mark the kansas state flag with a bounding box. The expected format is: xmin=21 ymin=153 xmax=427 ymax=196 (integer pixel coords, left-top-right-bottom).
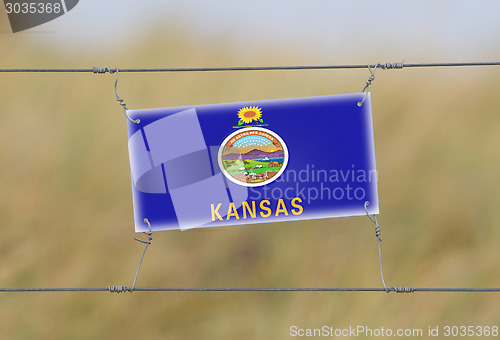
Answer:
xmin=127 ymin=93 xmax=379 ymax=232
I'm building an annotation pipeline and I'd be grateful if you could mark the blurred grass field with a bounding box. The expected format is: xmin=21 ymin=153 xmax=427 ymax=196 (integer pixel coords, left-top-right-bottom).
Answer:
xmin=0 ymin=16 xmax=500 ymax=340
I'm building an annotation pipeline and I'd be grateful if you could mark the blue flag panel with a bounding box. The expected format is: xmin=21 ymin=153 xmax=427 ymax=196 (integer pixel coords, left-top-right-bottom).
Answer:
xmin=127 ymin=93 xmax=379 ymax=232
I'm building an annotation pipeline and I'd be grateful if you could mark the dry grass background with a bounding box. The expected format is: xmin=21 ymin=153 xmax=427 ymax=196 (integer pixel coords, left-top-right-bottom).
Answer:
xmin=0 ymin=14 xmax=499 ymax=340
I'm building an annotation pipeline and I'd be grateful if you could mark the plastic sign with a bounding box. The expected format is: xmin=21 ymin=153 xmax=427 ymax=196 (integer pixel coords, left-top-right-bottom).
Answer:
xmin=126 ymin=93 xmax=379 ymax=232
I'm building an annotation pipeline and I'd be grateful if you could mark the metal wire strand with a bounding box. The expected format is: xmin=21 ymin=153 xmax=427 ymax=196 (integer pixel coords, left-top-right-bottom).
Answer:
xmin=107 ymin=218 xmax=154 ymax=294
xmin=364 ymin=201 xmax=389 ymax=292
xmin=130 ymin=218 xmax=154 ymax=292
xmin=357 ymin=64 xmax=380 ymax=106
xmin=91 ymin=67 xmax=139 ymax=123
xmin=112 ymin=68 xmax=140 ymax=124
xmin=2 ymin=61 xmax=500 ymax=73
xmin=364 ymin=201 xmax=416 ymax=294
xmin=1 ymin=287 xmax=499 ymax=293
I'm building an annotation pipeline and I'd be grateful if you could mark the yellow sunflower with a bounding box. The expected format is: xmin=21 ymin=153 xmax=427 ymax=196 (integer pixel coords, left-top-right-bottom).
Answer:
xmin=237 ymin=106 xmax=262 ymax=124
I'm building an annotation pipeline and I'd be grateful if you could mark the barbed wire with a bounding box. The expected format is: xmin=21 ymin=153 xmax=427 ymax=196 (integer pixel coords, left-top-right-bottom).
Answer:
xmin=0 ymin=61 xmax=499 ymax=73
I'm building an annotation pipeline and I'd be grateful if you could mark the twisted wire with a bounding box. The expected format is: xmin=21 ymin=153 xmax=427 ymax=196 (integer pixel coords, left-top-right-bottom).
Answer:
xmin=108 ymin=286 xmax=129 ymax=293
xmin=364 ymin=202 xmax=417 ymax=294
xmin=130 ymin=218 xmax=153 ymax=292
xmin=92 ymin=67 xmax=115 ymax=74
xmin=391 ymin=286 xmax=416 ymax=293
xmin=357 ymin=64 xmax=382 ymax=106
xmin=364 ymin=201 xmax=390 ymax=292
xmin=105 ymin=219 xmax=154 ymax=294
xmin=112 ymin=68 xmax=140 ymax=124
xmin=380 ymin=61 xmax=404 ymax=69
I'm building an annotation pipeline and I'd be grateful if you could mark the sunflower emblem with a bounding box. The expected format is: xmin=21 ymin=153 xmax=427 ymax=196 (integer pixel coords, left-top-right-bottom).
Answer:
xmin=237 ymin=106 xmax=263 ymax=125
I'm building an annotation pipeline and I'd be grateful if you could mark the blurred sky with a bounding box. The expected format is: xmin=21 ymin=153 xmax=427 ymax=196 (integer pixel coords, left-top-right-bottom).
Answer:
xmin=2 ymin=0 xmax=500 ymax=63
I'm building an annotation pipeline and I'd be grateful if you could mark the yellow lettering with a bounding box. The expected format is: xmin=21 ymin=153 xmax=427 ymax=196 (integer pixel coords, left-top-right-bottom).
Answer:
xmin=242 ymin=201 xmax=256 ymax=219
xmin=211 ymin=203 xmax=223 ymax=221
xmin=275 ymin=198 xmax=289 ymax=216
xmin=260 ymin=200 xmax=271 ymax=217
xmin=214 ymin=198 xmax=303 ymax=221
xmin=291 ymin=197 xmax=304 ymax=216
xmin=226 ymin=202 xmax=240 ymax=220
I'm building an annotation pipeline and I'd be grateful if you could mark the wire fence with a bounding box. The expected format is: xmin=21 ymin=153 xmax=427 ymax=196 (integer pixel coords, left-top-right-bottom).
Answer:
xmin=1 ymin=61 xmax=499 ymax=294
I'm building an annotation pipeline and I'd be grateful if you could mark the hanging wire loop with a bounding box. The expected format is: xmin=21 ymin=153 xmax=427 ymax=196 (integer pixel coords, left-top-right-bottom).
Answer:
xmin=113 ymin=68 xmax=140 ymax=124
xmin=130 ymin=218 xmax=154 ymax=292
xmin=357 ymin=61 xmax=404 ymax=106
xmin=364 ymin=201 xmax=415 ymax=294
xmin=107 ymin=218 xmax=153 ymax=294
xmin=364 ymin=201 xmax=388 ymax=292
xmin=92 ymin=66 xmax=140 ymax=124
xmin=357 ymin=64 xmax=379 ymax=107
